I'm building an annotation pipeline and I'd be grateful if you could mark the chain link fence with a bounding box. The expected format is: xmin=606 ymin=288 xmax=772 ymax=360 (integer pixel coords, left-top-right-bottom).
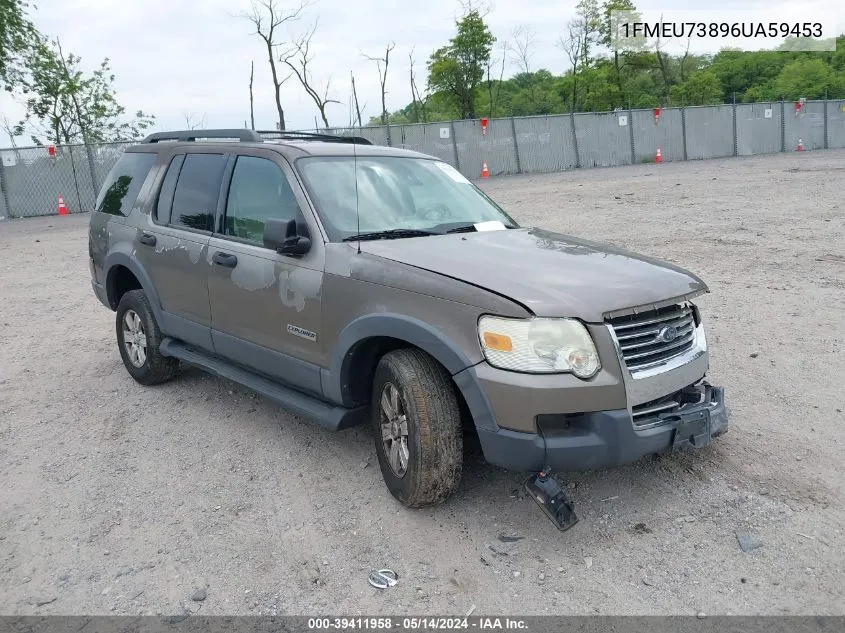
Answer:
xmin=2 ymin=99 xmax=845 ymax=219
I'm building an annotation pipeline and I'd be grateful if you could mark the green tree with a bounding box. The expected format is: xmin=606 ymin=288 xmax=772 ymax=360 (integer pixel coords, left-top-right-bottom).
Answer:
xmin=427 ymin=10 xmax=495 ymax=119
xmin=831 ymin=36 xmax=845 ymax=71
xmin=776 ymin=36 xmax=837 ymax=52
xmin=575 ymin=0 xmax=602 ymax=69
xmin=769 ymin=58 xmax=841 ymax=99
xmin=0 ymin=0 xmax=36 ymax=86
xmin=510 ymin=70 xmax=566 ymax=115
xmin=598 ymin=0 xmax=642 ymax=105
xmin=579 ymin=63 xmax=623 ymax=111
xmin=378 ymin=28 xmax=845 ymax=121
xmin=17 ymin=38 xmax=154 ymax=144
xmin=708 ymin=50 xmax=785 ymax=99
xmin=670 ymin=70 xmax=723 ymax=105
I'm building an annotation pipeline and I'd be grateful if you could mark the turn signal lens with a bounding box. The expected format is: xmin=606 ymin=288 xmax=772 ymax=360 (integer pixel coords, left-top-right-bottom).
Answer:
xmin=482 ymin=331 xmax=513 ymax=352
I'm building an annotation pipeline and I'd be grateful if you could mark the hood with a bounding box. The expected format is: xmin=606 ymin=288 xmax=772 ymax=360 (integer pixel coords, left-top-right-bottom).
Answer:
xmin=358 ymin=227 xmax=708 ymax=322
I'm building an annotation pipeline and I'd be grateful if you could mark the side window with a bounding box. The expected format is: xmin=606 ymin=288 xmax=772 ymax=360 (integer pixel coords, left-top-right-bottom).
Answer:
xmin=95 ymin=152 xmax=156 ymax=216
xmin=224 ymin=155 xmax=301 ymax=245
xmin=155 ymin=154 xmax=185 ymax=225
xmin=170 ymin=153 xmax=227 ymax=232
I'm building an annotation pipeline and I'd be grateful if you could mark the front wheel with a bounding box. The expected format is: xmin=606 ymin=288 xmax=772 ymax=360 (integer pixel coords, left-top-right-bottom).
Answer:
xmin=371 ymin=349 xmax=463 ymax=507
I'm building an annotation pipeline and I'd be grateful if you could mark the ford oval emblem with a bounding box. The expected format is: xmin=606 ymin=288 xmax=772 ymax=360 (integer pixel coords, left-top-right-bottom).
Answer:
xmin=657 ymin=325 xmax=678 ymax=343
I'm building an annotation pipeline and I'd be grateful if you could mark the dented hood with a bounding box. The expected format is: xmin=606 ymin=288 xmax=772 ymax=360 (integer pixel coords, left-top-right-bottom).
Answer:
xmin=358 ymin=227 xmax=708 ymax=322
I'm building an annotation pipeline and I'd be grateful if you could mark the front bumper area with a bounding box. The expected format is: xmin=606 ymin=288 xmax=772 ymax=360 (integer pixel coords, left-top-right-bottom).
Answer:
xmin=476 ymin=382 xmax=728 ymax=472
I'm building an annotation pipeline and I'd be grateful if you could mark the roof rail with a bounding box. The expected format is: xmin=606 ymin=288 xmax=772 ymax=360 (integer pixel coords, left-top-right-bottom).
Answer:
xmin=141 ymin=129 xmax=265 ymax=143
xmin=256 ymin=130 xmax=373 ymax=145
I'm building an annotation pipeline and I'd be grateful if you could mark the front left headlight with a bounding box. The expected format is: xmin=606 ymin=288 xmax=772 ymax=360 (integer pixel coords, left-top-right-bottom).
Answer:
xmin=478 ymin=316 xmax=601 ymax=379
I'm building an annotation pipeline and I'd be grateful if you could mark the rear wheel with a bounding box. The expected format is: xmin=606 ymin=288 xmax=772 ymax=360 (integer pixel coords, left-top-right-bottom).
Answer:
xmin=115 ymin=290 xmax=178 ymax=385
xmin=371 ymin=349 xmax=463 ymax=507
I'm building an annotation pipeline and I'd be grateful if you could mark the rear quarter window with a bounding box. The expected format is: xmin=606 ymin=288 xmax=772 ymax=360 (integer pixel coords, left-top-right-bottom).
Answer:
xmin=95 ymin=152 xmax=157 ymax=216
xmin=170 ymin=153 xmax=228 ymax=232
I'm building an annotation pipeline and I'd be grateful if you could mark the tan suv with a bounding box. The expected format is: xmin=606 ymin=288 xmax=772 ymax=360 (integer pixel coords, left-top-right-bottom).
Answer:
xmin=89 ymin=129 xmax=728 ymax=522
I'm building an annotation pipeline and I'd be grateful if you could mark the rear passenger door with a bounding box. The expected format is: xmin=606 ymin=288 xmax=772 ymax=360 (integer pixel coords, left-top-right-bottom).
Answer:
xmin=136 ymin=151 xmax=228 ymax=352
xmin=207 ymin=150 xmax=325 ymax=397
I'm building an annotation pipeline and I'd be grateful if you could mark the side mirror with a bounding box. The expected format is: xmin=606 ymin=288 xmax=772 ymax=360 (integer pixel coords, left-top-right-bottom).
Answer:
xmin=264 ymin=218 xmax=311 ymax=256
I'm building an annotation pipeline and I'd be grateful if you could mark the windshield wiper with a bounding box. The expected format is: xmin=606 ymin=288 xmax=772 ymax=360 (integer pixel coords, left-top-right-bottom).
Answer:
xmin=444 ymin=224 xmax=477 ymax=234
xmin=342 ymin=228 xmax=439 ymax=242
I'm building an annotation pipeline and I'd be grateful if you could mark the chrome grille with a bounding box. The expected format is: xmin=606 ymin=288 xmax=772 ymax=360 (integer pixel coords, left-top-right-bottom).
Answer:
xmin=608 ymin=303 xmax=696 ymax=371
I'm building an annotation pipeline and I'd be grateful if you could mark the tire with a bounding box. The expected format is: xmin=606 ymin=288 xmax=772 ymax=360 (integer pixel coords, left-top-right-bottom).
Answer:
xmin=371 ymin=348 xmax=463 ymax=507
xmin=115 ymin=289 xmax=178 ymax=385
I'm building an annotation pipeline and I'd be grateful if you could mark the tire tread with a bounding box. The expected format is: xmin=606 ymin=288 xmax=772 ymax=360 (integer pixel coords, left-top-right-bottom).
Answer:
xmin=373 ymin=348 xmax=463 ymax=507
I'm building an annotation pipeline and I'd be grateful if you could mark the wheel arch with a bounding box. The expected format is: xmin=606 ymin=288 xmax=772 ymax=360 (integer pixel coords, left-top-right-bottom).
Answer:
xmin=323 ymin=314 xmax=478 ymax=409
xmin=103 ymin=251 xmax=163 ymax=323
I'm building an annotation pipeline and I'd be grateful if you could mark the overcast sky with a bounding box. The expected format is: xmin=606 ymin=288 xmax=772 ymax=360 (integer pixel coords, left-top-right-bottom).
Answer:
xmin=0 ymin=0 xmax=840 ymax=146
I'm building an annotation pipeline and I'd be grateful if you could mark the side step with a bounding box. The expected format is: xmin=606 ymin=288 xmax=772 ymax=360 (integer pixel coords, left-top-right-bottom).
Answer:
xmin=159 ymin=338 xmax=367 ymax=431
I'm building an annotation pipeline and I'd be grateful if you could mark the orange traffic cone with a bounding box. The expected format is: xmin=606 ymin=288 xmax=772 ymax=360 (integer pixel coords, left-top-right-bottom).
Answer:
xmin=796 ymin=138 xmax=804 ymax=152
xmin=481 ymin=161 xmax=490 ymax=179
xmin=655 ymin=147 xmax=663 ymax=163
xmin=57 ymin=195 xmax=68 ymax=215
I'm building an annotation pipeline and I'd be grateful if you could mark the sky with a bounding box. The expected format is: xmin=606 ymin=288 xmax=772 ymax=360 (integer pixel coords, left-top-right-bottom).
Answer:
xmin=0 ymin=0 xmax=840 ymax=146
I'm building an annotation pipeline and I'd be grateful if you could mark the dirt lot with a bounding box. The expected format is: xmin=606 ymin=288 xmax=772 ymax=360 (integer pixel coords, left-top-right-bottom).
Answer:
xmin=1 ymin=150 xmax=843 ymax=616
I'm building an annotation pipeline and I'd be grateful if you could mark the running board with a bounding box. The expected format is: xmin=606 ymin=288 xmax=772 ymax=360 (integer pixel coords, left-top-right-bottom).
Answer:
xmin=159 ymin=338 xmax=367 ymax=431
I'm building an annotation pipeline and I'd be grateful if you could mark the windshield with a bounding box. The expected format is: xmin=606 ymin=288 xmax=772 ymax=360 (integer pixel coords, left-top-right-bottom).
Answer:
xmin=296 ymin=156 xmax=517 ymax=241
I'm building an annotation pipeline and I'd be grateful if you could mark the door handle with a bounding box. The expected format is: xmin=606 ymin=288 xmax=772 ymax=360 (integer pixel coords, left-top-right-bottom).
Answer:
xmin=139 ymin=233 xmax=157 ymax=247
xmin=212 ymin=252 xmax=238 ymax=268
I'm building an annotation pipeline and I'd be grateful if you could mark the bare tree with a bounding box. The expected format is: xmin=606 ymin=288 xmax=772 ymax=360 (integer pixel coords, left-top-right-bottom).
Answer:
xmin=511 ymin=25 xmax=540 ymax=112
xmin=678 ymin=36 xmax=694 ymax=83
xmin=239 ymin=0 xmax=309 ymax=131
xmin=458 ymin=0 xmax=491 ymax=17
xmin=249 ymin=61 xmax=256 ymax=129
xmin=281 ymin=21 xmax=340 ymax=128
xmin=558 ymin=20 xmax=584 ymax=110
xmin=510 ymin=25 xmax=536 ymax=75
xmin=0 ymin=114 xmax=22 ymax=161
xmin=350 ymin=71 xmax=363 ymax=127
xmin=183 ymin=113 xmax=207 ymax=130
xmin=485 ymin=40 xmax=507 ymax=117
xmin=653 ymin=16 xmax=674 ymax=105
xmin=408 ymin=48 xmax=427 ymax=123
xmin=363 ymin=42 xmax=395 ymax=126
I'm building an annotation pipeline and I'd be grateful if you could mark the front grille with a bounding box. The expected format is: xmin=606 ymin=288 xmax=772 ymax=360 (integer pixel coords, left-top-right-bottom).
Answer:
xmin=608 ymin=303 xmax=696 ymax=371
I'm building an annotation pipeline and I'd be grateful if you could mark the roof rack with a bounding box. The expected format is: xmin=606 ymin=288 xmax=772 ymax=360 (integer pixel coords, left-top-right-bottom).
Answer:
xmin=141 ymin=129 xmax=265 ymax=143
xmin=256 ymin=130 xmax=372 ymax=145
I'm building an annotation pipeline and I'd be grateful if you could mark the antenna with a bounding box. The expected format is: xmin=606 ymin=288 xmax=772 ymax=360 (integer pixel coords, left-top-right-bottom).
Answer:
xmin=354 ymin=134 xmax=361 ymax=254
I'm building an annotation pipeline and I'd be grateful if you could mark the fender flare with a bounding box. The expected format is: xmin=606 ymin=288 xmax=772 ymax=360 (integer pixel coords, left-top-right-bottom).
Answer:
xmin=323 ymin=313 xmax=498 ymax=432
xmin=102 ymin=250 xmax=163 ymax=323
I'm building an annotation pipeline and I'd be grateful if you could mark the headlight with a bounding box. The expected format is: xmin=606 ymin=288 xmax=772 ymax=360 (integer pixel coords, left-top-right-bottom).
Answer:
xmin=478 ymin=316 xmax=601 ymax=378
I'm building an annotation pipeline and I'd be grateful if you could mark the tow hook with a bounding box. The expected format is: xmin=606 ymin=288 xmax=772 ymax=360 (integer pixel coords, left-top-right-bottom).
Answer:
xmin=524 ymin=468 xmax=579 ymax=531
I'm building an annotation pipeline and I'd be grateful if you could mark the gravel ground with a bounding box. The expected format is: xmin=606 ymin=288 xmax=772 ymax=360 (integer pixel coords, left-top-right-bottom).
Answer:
xmin=1 ymin=149 xmax=843 ymax=617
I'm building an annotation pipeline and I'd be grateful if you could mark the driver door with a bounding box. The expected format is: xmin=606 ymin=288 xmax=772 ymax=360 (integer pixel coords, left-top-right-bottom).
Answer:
xmin=207 ymin=150 xmax=325 ymax=397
